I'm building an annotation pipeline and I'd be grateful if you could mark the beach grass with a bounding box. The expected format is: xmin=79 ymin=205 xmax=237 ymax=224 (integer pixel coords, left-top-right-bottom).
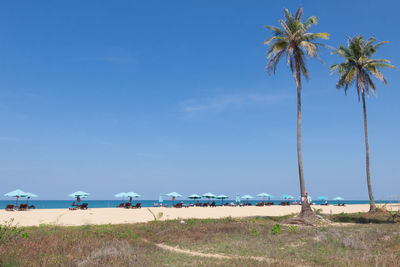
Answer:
xmin=0 ymin=213 xmax=399 ymax=266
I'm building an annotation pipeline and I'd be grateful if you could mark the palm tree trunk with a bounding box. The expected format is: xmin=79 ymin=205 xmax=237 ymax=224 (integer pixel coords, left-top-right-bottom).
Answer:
xmin=294 ymin=70 xmax=313 ymax=218
xmin=362 ymin=91 xmax=376 ymax=212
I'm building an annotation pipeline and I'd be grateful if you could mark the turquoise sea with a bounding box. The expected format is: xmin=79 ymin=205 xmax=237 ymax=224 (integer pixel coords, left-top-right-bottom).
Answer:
xmin=1 ymin=200 xmax=398 ymax=209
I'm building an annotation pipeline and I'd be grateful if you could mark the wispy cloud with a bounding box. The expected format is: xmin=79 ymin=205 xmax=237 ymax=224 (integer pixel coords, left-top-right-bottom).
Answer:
xmin=180 ymin=93 xmax=292 ymax=117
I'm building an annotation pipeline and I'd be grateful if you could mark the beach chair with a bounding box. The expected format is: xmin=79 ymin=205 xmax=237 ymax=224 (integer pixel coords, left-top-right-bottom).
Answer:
xmin=5 ymin=204 xmax=14 ymax=211
xmin=133 ymin=203 xmax=141 ymax=209
xmin=29 ymin=205 xmax=36 ymax=209
xmin=210 ymin=201 xmax=216 ymax=207
xmin=125 ymin=202 xmax=132 ymax=209
xmin=80 ymin=203 xmax=88 ymax=210
xmin=280 ymin=202 xmax=286 ymax=206
xmin=117 ymin=203 xmax=124 ymax=208
xmin=18 ymin=204 xmax=28 ymax=211
xmin=286 ymin=202 xmax=290 ymax=206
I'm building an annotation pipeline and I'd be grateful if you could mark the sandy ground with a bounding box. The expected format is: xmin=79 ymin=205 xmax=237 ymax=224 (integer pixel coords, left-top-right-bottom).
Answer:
xmin=0 ymin=204 xmax=398 ymax=227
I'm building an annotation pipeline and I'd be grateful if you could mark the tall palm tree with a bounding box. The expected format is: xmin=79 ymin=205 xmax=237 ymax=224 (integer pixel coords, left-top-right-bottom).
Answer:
xmin=330 ymin=36 xmax=396 ymax=212
xmin=264 ymin=8 xmax=329 ymax=218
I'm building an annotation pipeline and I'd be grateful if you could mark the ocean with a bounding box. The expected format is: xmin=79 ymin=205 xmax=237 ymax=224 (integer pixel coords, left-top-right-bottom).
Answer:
xmin=1 ymin=199 xmax=398 ymax=209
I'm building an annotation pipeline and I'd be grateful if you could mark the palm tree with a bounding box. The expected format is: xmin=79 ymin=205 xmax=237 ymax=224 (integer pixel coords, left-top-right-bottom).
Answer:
xmin=330 ymin=36 xmax=396 ymax=212
xmin=264 ymin=8 xmax=329 ymax=218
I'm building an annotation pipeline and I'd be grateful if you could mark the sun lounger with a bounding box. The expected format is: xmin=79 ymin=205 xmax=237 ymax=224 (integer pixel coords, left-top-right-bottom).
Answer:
xmin=117 ymin=203 xmax=124 ymax=208
xmin=132 ymin=203 xmax=141 ymax=209
xmin=210 ymin=201 xmax=216 ymax=207
xmin=29 ymin=205 xmax=35 ymax=209
xmin=125 ymin=202 xmax=132 ymax=208
xmin=80 ymin=203 xmax=88 ymax=210
xmin=18 ymin=204 xmax=28 ymax=211
xmin=5 ymin=204 xmax=14 ymax=211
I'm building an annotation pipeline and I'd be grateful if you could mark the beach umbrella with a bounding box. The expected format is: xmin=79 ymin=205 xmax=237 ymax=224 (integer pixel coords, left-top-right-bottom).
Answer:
xmin=4 ymin=189 xmax=27 ymax=205
xmin=257 ymin=193 xmax=273 ymax=201
xmin=114 ymin=192 xmax=128 ymax=204
xmin=216 ymin=194 xmax=229 ymax=204
xmin=235 ymin=194 xmax=241 ymax=204
xmin=280 ymin=194 xmax=294 ymax=200
xmin=126 ymin=192 xmax=141 ymax=198
xmin=25 ymin=192 xmax=38 ymax=206
xmin=202 ymin=192 xmax=216 ymax=199
xmin=333 ymin=197 xmax=344 ymax=201
xmin=126 ymin=192 xmax=140 ymax=204
xmin=69 ymin=191 xmax=90 ymax=202
xmin=241 ymin=194 xmax=253 ymax=205
xmin=115 ymin=192 xmax=128 ymax=198
xmin=188 ymin=194 xmax=201 ymax=200
xmin=166 ymin=192 xmax=182 ymax=206
xmin=317 ymin=196 xmax=328 ymax=201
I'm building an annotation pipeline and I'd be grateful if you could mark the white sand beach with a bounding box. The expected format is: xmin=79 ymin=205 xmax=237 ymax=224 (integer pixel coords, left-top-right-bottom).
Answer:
xmin=1 ymin=204 xmax=398 ymax=227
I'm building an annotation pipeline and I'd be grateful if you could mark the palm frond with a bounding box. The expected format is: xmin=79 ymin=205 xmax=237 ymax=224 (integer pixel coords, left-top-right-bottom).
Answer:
xmin=330 ymin=35 xmax=396 ymax=99
xmin=264 ymin=7 xmax=329 ymax=85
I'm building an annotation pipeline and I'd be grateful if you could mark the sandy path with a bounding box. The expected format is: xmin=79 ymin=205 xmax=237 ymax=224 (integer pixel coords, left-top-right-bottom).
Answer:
xmin=153 ymin=241 xmax=276 ymax=263
xmin=0 ymin=204 xmax=398 ymax=227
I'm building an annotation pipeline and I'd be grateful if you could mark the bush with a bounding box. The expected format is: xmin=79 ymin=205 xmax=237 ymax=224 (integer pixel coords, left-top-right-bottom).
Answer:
xmin=288 ymin=225 xmax=297 ymax=233
xmin=0 ymin=219 xmax=23 ymax=244
xmin=272 ymin=224 xmax=281 ymax=235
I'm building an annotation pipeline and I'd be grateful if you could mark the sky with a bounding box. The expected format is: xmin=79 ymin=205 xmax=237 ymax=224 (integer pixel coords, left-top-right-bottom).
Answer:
xmin=0 ymin=0 xmax=399 ymax=200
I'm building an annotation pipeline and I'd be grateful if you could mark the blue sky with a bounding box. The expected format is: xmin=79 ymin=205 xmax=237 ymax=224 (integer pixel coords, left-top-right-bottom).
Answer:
xmin=0 ymin=0 xmax=399 ymax=200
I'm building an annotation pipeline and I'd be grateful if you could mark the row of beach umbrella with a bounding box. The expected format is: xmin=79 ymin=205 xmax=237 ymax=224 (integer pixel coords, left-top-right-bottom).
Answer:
xmin=4 ymin=189 xmax=345 ymax=204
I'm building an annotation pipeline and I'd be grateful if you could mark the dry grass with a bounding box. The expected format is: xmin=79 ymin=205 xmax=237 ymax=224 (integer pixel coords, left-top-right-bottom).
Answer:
xmin=0 ymin=214 xmax=399 ymax=266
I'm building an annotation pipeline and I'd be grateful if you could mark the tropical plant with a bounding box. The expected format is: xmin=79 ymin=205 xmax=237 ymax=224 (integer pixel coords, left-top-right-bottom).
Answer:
xmin=272 ymin=224 xmax=281 ymax=235
xmin=330 ymin=36 xmax=396 ymax=212
xmin=264 ymin=7 xmax=329 ymax=218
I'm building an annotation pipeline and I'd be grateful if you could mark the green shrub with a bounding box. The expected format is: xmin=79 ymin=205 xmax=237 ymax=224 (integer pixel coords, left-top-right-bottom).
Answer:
xmin=21 ymin=232 xmax=29 ymax=239
xmin=272 ymin=224 xmax=281 ymax=235
xmin=252 ymin=229 xmax=259 ymax=236
xmin=0 ymin=219 xmax=23 ymax=244
xmin=288 ymin=225 xmax=297 ymax=233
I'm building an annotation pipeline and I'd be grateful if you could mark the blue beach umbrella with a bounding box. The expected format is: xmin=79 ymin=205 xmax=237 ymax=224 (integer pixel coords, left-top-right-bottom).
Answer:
xmin=317 ymin=196 xmax=328 ymax=201
xmin=4 ymin=189 xmax=27 ymax=205
xmin=126 ymin=192 xmax=140 ymax=204
xmin=115 ymin=192 xmax=128 ymax=198
xmin=241 ymin=195 xmax=253 ymax=205
xmin=257 ymin=193 xmax=273 ymax=201
xmin=280 ymin=194 xmax=294 ymax=200
xmin=188 ymin=194 xmax=201 ymax=200
xmin=69 ymin=191 xmax=90 ymax=202
xmin=333 ymin=197 xmax=344 ymax=201
xmin=126 ymin=192 xmax=141 ymax=198
xmin=216 ymin=194 xmax=229 ymax=204
xmin=166 ymin=192 xmax=182 ymax=205
xmin=202 ymin=192 xmax=216 ymax=199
